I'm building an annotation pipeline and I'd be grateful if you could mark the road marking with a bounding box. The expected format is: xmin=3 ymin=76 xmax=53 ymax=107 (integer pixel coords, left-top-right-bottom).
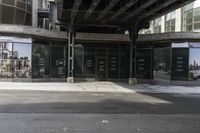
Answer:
xmin=102 ymin=120 xmax=109 ymax=123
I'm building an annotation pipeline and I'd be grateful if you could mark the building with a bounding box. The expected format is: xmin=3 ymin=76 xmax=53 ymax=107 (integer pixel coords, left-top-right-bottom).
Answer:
xmin=0 ymin=0 xmax=194 ymax=83
xmin=138 ymin=0 xmax=200 ymax=85
xmin=139 ymin=0 xmax=200 ymax=33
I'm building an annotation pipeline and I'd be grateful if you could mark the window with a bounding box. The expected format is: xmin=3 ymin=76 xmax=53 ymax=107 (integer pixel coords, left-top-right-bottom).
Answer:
xmin=165 ymin=11 xmax=176 ymax=32
xmin=153 ymin=17 xmax=161 ymax=33
xmin=184 ymin=7 xmax=200 ymax=32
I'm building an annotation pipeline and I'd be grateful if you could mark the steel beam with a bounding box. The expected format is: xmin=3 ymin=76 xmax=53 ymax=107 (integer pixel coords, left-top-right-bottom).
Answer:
xmin=122 ymin=0 xmax=157 ymax=23
xmin=71 ymin=0 xmax=82 ymax=24
xmin=67 ymin=26 xmax=75 ymax=83
xmin=107 ymin=0 xmax=139 ymax=22
xmin=84 ymin=0 xmax=101 ymax=20
xmin=139 ymin=0 xmax=177 ymax=21
xmin=96 ymin=0 xmax=120 ymax=20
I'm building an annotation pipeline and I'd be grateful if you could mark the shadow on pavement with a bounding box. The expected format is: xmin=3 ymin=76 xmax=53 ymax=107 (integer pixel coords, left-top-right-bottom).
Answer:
xmin=0 ymin=95 xmax=200 ymax=114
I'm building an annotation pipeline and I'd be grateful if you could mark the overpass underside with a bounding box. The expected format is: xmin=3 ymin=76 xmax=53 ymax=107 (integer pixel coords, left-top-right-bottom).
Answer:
xmin=56 ymin=0 xmax=194 ymax=83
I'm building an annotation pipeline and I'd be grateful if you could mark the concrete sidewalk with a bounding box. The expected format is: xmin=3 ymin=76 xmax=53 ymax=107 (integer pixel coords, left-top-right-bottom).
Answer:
xmin=0 ymin=81 xmax=200 ymax=94
xmin=0 ymin=82 xmax=135 ymax=93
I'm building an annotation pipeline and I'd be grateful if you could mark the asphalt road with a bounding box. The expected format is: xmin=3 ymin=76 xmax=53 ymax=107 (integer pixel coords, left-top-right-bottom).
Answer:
xmin=0 ymin=90 xmax=200 ymax=133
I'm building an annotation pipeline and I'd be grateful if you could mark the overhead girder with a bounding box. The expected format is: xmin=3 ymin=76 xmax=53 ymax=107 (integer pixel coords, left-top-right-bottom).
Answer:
xmin=121 ymin=0 xmax=157 ymax=23
xmin=83 ymin=0 xmax=101 ymax=20
xmin=70 ymin=0 xmax=83 ymax=24
xmin=106 ymin=0 xmax=139 ymax=22
xmin=96 ymin=0 xmax=120 ymax=20
xmin=59 ymin=0 xmax=194 ymax=28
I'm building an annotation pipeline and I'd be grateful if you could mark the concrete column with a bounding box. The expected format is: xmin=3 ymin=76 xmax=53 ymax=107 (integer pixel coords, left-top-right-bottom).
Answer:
xmin=161 ymin=16 xmax=165 ymax=33
xmin=175 ymin=8 xmax=182 ymax=32
xmin=149 ymin=21 xmax=153 ymax=34
xmin=129 ymin=27 xmax=138 ymax=85
xmin=32 ymin=0 xmax=38 ymax=28
xmin=129 ymin=28 xmax=134 ymax=78
xmin=49 ymin=1 xmax=58 ymax=30
xmin=67 ymin=26 xmax=75 ymax=83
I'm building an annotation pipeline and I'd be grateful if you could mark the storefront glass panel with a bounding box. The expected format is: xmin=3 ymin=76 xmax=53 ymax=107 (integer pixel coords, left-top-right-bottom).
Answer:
xmin=74 ymin=46 xmax=83 ymax=78
xmin=136 ymin=48 xmax=152 ymax=79
xmin=120 ymin=49 xmax=130 ymax=79
xmin=108 ymin=49 xmax=119 ymax=79
xmin=13 ymin=43 xmax=32 ymax=79
xmin=84 ymin=48 xmax=95 ymax=78
xmin=50 ymin=46 xmax=65 ymax=78
xmin=189 ymin=48 xmax=200 ymax=81
xmin=154 ymin=48 xmax=171 ymax=80
xmin=171 ymin=48 xmax=189 ymax=80
xmin=0 ymin=42 xmax=12 ymax=79
xmin=76 ymin=43 xmax=130 ymax=80
xmin=32 ymin=44 xmax=49 ymax=78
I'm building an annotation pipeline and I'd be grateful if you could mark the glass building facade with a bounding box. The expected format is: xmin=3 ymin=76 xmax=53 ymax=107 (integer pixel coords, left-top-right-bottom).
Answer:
xmin=0 ymin=0 xmax=32 ymax=25
xmin=0 ymin=36 xmax=68 ymax=82
xmin=137 ymin=0 xmax=200 ymax=84
xmin=139 ymin=0 xmax=200 ymax=34
xmin=0 ymin=35 xmax=129 ymax=82
xmin=183 ymin=4 xmax=200 ymax=32
xmin=136 ymin=42 xmax=200 ymax=82
xmin=0 ymin=36 xmax=32 ymax=81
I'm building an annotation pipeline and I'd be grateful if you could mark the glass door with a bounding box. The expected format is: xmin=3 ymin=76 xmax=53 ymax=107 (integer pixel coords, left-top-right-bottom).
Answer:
xmin=97 ymin=57 xmax=106 ymax=80
xmin=50 ymin=45 xmax=66 ymax=80
xmin=154 ymin=48 xmax=171 ymax=80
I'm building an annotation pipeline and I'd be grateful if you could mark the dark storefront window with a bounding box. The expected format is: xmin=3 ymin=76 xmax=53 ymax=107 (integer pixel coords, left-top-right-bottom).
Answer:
xmin=96 ymin=49 xmax=107 ymax=80
xmin=171 ymin=48 xmax=189 ymax=80
xmin=74 ymin=45 xmax=84 ymax=78
xmin=84 ymin=48 xmax=95 ymax=78
xmin=120 ymin=48 xmax=130 ymax=79
xmin=0 ymin=42 xmax=12 ymax=79
xmin=154 ymin=48 xmax=171 ymax=80
xmin=136 ymin=48 xmax=152 ymax=79
xmin=78 ymin=44 xmax=130 ymax=80
xmin=50 ymin=46 xmax=66 ymax=78
xmin=108 ymin=49 xmax=119 ymax=79
xmin=13 ymin=43 xmax=32 ymax=79
xmin=32 ymin=44 xmax=49 ymax=78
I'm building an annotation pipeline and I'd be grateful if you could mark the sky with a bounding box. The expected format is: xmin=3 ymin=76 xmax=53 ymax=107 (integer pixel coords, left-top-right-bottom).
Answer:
xmin=14 ymin=43 xmax=32 ymax=59
xmin=194 ymin=0 xmax=200 ymax=8
xmin=190 ymin=48 xmax=200 ymax=65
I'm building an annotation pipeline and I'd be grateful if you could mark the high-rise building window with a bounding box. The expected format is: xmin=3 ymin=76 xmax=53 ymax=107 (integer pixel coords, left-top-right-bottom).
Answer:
xmin=39 ymin=0 xmax=49 ymax=9
xmin=184 ymin=1 xmax=200 ymax=32
xmin=165 ymin=11 xmax=176 ymax=32
xmin=153 ymin=17 xmax=161 ymax=33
